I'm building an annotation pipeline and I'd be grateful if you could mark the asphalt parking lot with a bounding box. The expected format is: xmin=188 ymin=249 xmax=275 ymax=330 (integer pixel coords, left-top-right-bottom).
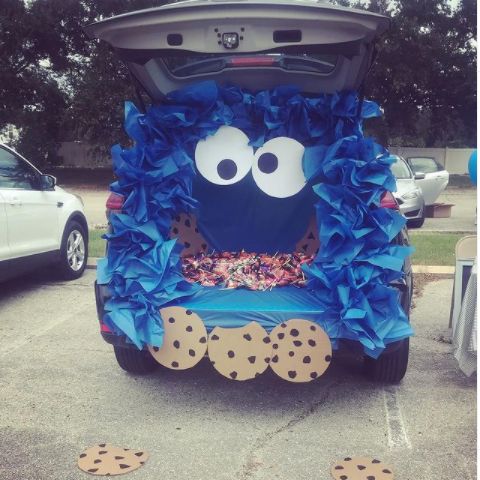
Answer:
xmin=0 ymin=270 xmax=475 ymax=480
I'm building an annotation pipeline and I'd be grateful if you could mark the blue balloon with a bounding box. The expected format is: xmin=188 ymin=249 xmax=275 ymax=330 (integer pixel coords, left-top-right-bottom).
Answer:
xmin=468 ymin=150 xmax=477 ymax=185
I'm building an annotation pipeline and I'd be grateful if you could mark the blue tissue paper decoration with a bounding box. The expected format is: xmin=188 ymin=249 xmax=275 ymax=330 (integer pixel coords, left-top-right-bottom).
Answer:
xmin=97 ymin=80 xmax=413 ymax=357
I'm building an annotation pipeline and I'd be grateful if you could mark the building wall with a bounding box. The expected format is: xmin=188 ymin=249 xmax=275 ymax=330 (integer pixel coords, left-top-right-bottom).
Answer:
xmin=389 ymin=146 xmax=475 ymax=175
xmin=57 ymin=141 xmax=475 ymax=175
xmin=58 ymin=141 xmax=110 ymax=168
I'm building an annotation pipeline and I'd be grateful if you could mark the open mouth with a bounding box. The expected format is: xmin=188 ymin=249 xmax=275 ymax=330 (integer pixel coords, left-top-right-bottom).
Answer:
xmin=170 ymin=213 xmax=319 ymax=290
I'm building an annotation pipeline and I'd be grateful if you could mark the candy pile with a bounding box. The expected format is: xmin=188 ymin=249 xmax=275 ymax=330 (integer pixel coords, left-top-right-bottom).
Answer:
xmin=181 ymin=252 xmax=314 ymax=290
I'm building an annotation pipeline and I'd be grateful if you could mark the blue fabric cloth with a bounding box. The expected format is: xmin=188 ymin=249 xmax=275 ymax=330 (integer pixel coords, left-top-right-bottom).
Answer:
xmin=193 ymin=173 xmax=316 ymax=253
xmin=175 ymin=286 xmax=409 ymax=355
xmin=176 ymin=286 xmax=339 ymax=345
xmin=97 ymin=81 xmax=413 ymax=357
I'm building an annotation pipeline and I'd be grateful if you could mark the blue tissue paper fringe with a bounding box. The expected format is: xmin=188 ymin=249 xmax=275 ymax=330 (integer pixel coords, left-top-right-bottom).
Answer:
xmin=97 ymin=81 xmax=413 ymax=356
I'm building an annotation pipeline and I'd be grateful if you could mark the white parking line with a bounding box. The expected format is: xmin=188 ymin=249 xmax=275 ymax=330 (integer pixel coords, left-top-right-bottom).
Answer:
xmin=383 ymin=386 xmax=412 ymax=449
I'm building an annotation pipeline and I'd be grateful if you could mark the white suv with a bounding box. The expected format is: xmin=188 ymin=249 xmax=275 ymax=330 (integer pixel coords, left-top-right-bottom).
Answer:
xmin=0 ymin=143 xmax=89 ymax=281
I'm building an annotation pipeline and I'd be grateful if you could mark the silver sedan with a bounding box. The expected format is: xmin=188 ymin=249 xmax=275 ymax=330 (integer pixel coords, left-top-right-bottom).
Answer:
xmin=391 ymin=156 xmax=426 ymax=228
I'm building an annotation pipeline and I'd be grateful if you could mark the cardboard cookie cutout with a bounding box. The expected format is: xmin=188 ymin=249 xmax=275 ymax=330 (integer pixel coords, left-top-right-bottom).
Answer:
xmin=331 ymin=456 xmax=394 ymax=480
xmin=207 ymin=322 xmax=273 ymax=380
xmin=148 ymin=307 xmax=207 ymax=370
xmin=77 ymin=444 xmax=148 ymax=476
xmin=268 ymin=319 xmax=332 ymax=382
xmin=295 ymin=216 xmax=320 ymax=256
xmin=170 ymin=213 xmax=209 ymax=257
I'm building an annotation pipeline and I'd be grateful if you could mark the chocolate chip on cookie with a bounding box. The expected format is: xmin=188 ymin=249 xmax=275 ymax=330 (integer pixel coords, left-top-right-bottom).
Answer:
xmin=268 ymin=319 xmax=331 ymax=383
xmin=77 ymin=444 xmax=148 ymax=476
xmin=208 ymin=322 xmax=272 ymax=381
xmin=331 ymin=456 xmax=394 ymax=480
xmin=148 ymin=306 xmax=207 ymax=370
xmin=169 ymin=213 xmax=209 ymax=256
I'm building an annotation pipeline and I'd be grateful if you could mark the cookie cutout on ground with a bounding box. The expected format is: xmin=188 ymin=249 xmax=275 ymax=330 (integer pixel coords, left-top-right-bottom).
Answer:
xmin=208 ymin=322 xmax=273 ymax=381
xmin=331 ymin=456 xmax=394 ymax=480
xmin=295 ymin=216 xmax=320 ymax=256
xmin=78 ymin=444 xmax=148 ymax=476
xmin=170 ymin=213 xmax=209 ymax=257
xmin=148 ymin=306 xmax=207 ymax=370
xmin=268 ymin=319 xmax=331 ymax=383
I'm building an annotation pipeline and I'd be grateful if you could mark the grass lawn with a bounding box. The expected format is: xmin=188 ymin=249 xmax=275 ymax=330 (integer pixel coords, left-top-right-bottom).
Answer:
xmin=88 ymin=229 xmax=466 ymax=266
xmin=88 ymin=229 xmax=106 ymax=258
xmin=409 ymin=232 xmax=465 ymax=266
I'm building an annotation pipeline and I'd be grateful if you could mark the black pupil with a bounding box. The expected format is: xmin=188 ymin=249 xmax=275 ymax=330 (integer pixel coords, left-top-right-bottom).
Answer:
xmin=217 ymin=159 xmax=237 ymax=180
xmin=258 ymin=152 xmax=278 ymax=174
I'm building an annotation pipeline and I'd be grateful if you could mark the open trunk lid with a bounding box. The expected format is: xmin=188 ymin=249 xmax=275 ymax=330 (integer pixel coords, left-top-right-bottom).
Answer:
xmin=85 ymin=0 xmax=389 ymax=99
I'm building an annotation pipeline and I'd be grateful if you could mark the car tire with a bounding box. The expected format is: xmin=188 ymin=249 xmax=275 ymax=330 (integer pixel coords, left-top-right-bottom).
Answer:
xmin=364 ymin=338 xmax=409 ymax=383
xmin=113 ymin=346 xmax=158 ymax=374
xmin=57 ymin=220 xmax=88 ymax=280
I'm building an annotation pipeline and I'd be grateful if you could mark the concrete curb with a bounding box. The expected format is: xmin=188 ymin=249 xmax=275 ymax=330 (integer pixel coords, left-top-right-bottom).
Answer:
xmin=86 ymin=258 xmax=99 ymax=270
xmin=411 ymin=265 xmax=455 ymax=274
xmin=410 ymin=230 xmax=476 ymax=234
xmin=86 ymin=258 xmax=455 ymax=275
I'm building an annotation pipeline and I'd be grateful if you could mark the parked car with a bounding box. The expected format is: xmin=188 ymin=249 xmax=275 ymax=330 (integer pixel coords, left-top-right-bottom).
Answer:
xmin=0 ymin=143 xmax=89 ymax=281
xmin=88 ymin=0 xmax=413 ymax=383
xmin=406 ymin=156 xmax=449 ymax=205
xmin=391 ymin=155 xmax=426 ymax=228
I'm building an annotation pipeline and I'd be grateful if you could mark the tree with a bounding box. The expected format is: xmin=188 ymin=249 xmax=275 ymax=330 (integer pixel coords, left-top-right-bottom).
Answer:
xmin=0 ymin=0 xmax=476 ymax=166
xmin=0 ymin=0 xmax=67 ymax=164
xmin=0 ymin=0 xmax=166 ymax=166
xmin=358 ymin=0 xmax=477 ymax=147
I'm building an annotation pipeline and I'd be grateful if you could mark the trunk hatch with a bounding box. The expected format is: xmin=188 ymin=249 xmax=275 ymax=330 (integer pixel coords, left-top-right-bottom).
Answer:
xmin=85 ymin=0 xmax=389 ymax=99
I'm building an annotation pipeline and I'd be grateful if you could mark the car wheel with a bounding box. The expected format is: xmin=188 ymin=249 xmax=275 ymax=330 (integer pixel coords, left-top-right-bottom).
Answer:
xmin=57 ymin=220 xmax=88 ymax=280
xmin=364 ymin=338 xmax=409 ymax=383
xmin=113 ymin=346 xmax=158 ymax=374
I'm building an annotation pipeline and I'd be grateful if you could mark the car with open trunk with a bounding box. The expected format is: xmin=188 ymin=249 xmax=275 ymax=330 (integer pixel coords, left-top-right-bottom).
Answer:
xmin=88 ymin=0 xmax=413 ymax=384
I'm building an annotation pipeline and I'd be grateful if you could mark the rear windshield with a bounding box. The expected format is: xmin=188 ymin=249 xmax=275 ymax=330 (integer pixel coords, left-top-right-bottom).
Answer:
xmin=391 ymin=157 xmax=412 ymax=179
xmin=163 ymin=53 xmax=338 ymax=77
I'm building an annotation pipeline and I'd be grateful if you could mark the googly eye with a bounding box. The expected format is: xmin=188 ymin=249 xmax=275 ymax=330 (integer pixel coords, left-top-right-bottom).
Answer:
xmin=252 ymin=137 xmax=307 ymax=198
xmin=194 ymin=126 xmax=254 ymax=185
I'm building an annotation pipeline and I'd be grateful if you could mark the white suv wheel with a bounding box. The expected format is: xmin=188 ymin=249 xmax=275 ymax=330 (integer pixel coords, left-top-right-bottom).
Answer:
xmin=58 ymin=220 xmax=88 ymax=280
xmin=67 ymin=229 xmax=85 ymax=271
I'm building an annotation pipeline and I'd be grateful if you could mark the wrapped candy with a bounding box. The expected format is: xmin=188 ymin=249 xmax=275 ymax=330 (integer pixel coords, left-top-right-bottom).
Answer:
xmin=182 ymin=251 xmax=313 ymax=290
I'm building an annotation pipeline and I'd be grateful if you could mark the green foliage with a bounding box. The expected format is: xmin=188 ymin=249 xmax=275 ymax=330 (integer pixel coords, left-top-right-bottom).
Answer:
xmin=0 ymin=0 xmax=165 ymax=166
xmin=359 ymin=0 xmax=477 ymax=148
xmin=0 ymin=0 xmax=477 ymax=167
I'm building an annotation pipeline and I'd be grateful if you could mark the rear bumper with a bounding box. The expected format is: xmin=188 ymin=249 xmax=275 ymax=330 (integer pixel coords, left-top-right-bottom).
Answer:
xmin=397 ymin=197 xmax=424 ymax=220
xmin=94 ymin=281 xmax=135 ymax=347
xmin=95 ymin=275 xmax=412 ymax=355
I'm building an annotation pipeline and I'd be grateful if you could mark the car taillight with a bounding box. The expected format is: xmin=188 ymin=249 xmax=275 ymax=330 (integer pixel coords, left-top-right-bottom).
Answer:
xmin=380 ymin=191 xmax=399 ymax=210
xmin=106 ymin=192 xmax=124 ymax=211
xmin=100 ymin=322 xmax=112 ymax=333
xmin=227 ymin=56 xmax=277 ymax=67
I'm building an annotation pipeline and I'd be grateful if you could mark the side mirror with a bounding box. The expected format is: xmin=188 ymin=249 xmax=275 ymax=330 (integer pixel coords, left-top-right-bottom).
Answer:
xmin=38 ymin=174 xmax=56 ymax=190
xmin=414 ymin=172 xmax=426 ymax=180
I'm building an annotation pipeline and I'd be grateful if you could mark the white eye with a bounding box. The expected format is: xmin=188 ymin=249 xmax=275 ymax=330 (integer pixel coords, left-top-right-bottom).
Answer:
xmin=194 ymin=126 xmax=254 ymax=185
xmin=252 ymin=137 xmax=307 ymax=198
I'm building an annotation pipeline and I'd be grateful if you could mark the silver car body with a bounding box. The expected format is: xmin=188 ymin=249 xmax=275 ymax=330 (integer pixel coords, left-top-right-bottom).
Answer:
xmin=406 ymin=156 xmax=449 ymax=205
xmin=391 ymin=156 xmax=425 ymax=223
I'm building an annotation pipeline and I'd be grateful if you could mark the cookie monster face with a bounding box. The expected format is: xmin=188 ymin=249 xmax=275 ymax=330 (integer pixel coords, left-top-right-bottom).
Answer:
xmin=192 ymin=126 xmax=316 ymax=254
